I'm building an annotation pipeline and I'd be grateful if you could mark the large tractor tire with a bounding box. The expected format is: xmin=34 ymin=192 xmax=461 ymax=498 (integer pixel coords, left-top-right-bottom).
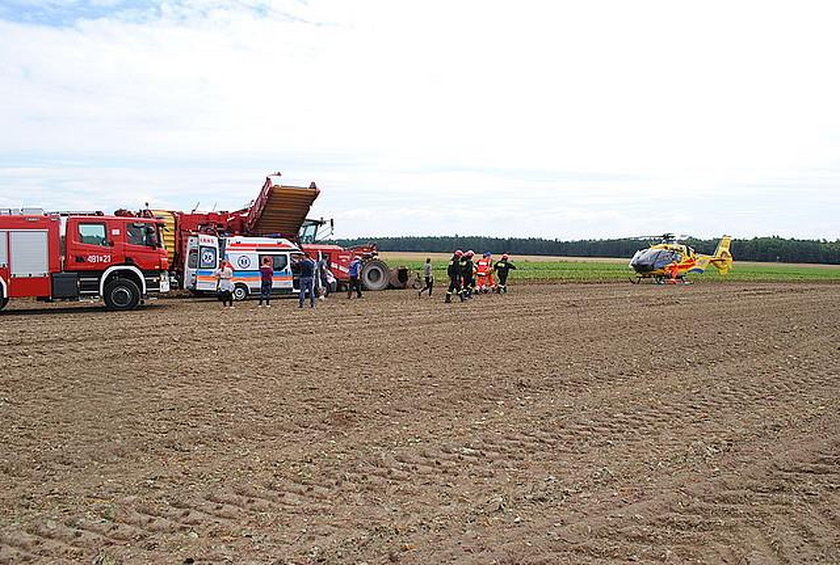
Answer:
xmin=0 ymin=296 xmax=8 ymax=311
xmin=104 ymin=278 xmax=142 ymax=311
xmin=361 ymin=259 xmax=390 ymax=291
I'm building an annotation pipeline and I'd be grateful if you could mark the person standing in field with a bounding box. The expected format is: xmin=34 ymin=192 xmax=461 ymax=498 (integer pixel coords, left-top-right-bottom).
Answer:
xmin=460 ymin=250 xmax=476 ymax=299
xmin=494 ymin=254 xmax=517 ymax=294
xmin=317 ymin=254 xmax=331 ymax=299
xmin=347 ymin=256 xmax=363 ymax=299
xmin=474 ymin=251 xmax=495 ymax=293
xmin=215 ymin=258 xmax=235 ymax=308
xmin=297 ymin=254 xmax=317 ymax=308
xmin=418 ymin=257 xmax=434 ymax=297
xmin=444 ymin=250 xmax=465 ymax=303
xmin=258 ymin=257 xmax=273 ymax=307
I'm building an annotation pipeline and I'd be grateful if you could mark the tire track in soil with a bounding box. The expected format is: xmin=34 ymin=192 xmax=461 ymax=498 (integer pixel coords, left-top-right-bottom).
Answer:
xmin=539 ymin=432 xmax=840 ymax=564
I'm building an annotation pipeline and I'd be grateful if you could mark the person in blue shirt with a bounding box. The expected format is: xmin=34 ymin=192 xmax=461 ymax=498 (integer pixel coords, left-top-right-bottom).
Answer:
xmin=297 ymin=255 xmax=317 ymax=308
xmin=347 ymin=256 xmax=363 ymax=299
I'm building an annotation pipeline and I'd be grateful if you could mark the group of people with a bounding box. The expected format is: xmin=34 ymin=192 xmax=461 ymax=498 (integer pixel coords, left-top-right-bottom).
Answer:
xmin=441 ymin=250 xmax=516 ymax=303
xmin=213 ymin=253 xmax=365 ymax=309
xmin=214 ymin=249 xmax=516 ymax=308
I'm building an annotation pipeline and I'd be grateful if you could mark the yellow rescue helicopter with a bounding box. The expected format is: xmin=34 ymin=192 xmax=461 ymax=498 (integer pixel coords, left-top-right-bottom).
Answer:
xmin=629 ymin=234 xmax=733 ymax=284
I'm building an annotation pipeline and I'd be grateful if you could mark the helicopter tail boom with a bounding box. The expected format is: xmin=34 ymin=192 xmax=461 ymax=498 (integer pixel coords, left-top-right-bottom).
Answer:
xmin=709 ymin=236 xmax=733 ymax=274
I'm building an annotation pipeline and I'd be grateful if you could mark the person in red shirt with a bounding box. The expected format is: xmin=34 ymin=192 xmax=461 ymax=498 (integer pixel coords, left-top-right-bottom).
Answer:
xmin=258 ymin=257 xmax=273 ymax=307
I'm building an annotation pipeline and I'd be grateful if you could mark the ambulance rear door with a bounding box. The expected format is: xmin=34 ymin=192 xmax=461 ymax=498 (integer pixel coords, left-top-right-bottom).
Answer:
xmin=188 ymin=234 xmax=219 ymax=292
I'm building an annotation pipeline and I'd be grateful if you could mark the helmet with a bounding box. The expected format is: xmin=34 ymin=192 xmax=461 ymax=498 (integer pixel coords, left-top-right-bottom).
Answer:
xmin=483 ymin=251 xmax=491 ymax=257
xmin=454 ymin=249 xmax=464 ymax=257
xmin=465 ymin=250 xmax=475 ymax=258
xmin=501 ymin=254 xmax=509 ymax=260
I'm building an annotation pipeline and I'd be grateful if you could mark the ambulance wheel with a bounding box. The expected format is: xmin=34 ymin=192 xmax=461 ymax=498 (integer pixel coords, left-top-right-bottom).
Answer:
xmin=104 ymin=279 xmax=141 ymax=311
xmin=0 ymin=296 xmax=8 ymax=311
xmin=232 ymin=284 xmax=249 ymax=301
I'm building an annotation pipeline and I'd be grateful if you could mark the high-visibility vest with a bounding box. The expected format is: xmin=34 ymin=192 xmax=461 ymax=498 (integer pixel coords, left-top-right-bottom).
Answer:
xmin=476 ymin=258 xmax=492 ymax=275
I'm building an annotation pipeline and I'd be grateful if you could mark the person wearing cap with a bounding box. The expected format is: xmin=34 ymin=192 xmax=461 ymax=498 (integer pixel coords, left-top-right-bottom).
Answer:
xmin=444 ymin=250 xmax=465 ymax=303
xmin=493 ymin=254 xmax=517 ymax=293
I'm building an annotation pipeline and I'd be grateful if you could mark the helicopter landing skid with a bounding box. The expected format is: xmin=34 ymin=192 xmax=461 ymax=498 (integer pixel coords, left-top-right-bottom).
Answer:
xmin=629 ymin=276 xmax=692 ymax=285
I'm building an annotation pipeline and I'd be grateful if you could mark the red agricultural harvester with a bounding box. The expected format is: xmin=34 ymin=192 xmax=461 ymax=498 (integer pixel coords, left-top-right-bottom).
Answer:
xmin=0 ymin=210 xmax=169 ymax=311
xmin=120 ymin=173 xmax=401 ymax=299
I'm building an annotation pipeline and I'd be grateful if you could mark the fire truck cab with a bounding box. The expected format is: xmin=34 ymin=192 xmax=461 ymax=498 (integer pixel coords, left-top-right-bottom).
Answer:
xmin=0 ymin=212 xmax=169 ymax=311
xmin=184 ymin=234 xmax=302 ymax=300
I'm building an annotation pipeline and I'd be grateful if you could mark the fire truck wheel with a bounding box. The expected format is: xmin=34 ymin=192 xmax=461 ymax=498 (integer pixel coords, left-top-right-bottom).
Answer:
xmin=232 ymin=284 xmax=249 ymax=301
xmin=360 ymin=259 xmax=390 ymax=291
xmin=104 ymin=278 xmax=141 ymax=311
xmin=0 ymin=296 xmax=8 ymax=311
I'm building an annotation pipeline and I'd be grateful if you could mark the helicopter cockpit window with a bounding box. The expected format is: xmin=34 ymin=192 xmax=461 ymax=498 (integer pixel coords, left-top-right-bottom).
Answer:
xmin=630 ymin=249 xmax=679 ymax=272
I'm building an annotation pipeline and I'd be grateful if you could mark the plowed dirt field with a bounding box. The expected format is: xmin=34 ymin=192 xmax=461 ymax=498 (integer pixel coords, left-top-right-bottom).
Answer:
xmin=1 ymin=283 xmax=838 ymax=564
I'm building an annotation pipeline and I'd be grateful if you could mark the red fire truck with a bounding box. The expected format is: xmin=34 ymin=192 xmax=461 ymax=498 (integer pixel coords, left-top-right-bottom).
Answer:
xmin=0 ymin=211 xmax=170 ymax=311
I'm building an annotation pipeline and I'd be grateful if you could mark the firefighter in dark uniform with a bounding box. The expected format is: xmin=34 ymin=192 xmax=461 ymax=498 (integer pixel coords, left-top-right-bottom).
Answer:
xmin=445 ymin=250 xmax=465 ymax=303
xmin=460 ymin=250 xmax=476 ymax=299
xmin=494 ymin=254 xmax=517 ymax=293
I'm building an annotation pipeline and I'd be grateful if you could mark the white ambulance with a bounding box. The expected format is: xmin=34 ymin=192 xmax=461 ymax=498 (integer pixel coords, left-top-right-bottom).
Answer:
xmin=184 ymin=235 xmax=303 ymax=300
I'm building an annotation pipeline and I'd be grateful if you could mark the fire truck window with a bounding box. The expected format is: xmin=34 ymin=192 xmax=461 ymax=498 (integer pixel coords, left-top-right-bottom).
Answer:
xmin=127 ymin=223 xmax=157 ymax=247
xmin=78 ymin=224 xmax=107 ymax=246
xmin=187 ymin=249 xmax=199 ymax=269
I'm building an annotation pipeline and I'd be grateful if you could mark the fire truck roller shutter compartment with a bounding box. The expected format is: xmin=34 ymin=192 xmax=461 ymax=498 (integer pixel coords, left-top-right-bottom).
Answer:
xmin=0 ymin=231 xmax=8 ymax=267
xmin=10 ymin=230 xmax=49 ymax=277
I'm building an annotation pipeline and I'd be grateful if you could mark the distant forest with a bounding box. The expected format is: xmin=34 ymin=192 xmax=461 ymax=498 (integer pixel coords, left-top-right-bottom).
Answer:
xmin=331 ymin=236 xmax=840 ymax=264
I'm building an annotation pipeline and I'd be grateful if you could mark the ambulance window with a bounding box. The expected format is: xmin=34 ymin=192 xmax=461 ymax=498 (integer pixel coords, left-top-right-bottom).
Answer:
xmin=187 ymin=249 xmax=199 ymax=269
xmin=78 ymin=223 xmax=108 ymax=246
xmin=259 ymin=254 xmax=288 ymax=271
xmin=199 ymin=246 xmax=217 ymax=269
xmin=272 ymin=255 xmax=288 ymax=271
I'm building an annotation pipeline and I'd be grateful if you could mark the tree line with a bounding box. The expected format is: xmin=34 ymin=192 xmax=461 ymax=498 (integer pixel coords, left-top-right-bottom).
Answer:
xmin=331 ymin=236 xmax=840 ymax=265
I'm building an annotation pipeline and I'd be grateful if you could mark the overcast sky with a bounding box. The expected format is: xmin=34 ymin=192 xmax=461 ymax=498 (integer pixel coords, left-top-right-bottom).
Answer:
xmin=1 ymin=0 xmax=838 ymax=240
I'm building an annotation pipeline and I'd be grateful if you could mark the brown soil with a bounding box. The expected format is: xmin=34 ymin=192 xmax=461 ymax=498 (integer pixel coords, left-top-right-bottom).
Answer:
xmin=1 ymin=283 xmax=838 ymax=564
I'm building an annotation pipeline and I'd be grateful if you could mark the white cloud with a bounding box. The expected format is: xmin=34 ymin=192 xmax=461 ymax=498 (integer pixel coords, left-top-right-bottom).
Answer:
xmin=0 ymin=0 xmax=839 ymax=240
